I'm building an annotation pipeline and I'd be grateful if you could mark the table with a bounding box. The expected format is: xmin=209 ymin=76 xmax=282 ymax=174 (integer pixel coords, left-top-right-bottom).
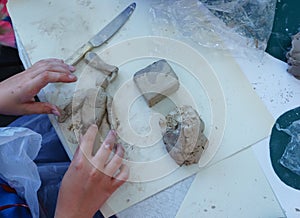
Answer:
xmin=8 ymin=0 xmax=300 ymax=217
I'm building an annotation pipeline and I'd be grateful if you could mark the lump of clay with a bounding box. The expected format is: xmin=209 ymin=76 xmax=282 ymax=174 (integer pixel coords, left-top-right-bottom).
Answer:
xmin=286 ymin=32 xmax=300 ymax=79
xmin=133 ymin=59 xmax=180 ymax=107
xmin=161 ymin=105 xmax=208 ymax=166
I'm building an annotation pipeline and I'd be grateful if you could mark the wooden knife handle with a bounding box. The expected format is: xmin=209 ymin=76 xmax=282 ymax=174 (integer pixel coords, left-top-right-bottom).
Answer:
xmin=65 ymin=42 xmax=93 ymax=66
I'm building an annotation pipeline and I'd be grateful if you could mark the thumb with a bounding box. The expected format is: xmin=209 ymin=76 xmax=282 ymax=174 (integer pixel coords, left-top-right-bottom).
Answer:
xmin=21 ymin=102 xmax=61 ymax=116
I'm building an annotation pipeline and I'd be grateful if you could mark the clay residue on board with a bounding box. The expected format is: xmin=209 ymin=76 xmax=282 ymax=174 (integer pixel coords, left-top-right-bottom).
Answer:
xmin=34 ymin=17 xmax=73 ymax=38
xmin=160 ymin=105 xmax=208 ymax=166
xmin=286 ymin=32 xmax=300 ymax=79
xmin=76 ymin=0 xmax=92 ymax=7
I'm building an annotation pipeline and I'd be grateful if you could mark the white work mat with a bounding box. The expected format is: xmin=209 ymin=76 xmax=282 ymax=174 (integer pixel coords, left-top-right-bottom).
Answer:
xmin=8 ymin=0 xmax=274 ymax=216
xmin=176 ymin=147 xmax=284 ymax=218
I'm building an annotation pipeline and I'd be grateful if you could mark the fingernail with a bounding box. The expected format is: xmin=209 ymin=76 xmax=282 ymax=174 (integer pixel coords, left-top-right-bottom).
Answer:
xmin=68 ymin=74 xmax=77 ymax=80
xmin=104 ymin=143 xmax=111 ymax=149
xmin=69 ymin=65 xmax=76 ymax=71
xmin=52 ymin=109 xmax=61 ymax=116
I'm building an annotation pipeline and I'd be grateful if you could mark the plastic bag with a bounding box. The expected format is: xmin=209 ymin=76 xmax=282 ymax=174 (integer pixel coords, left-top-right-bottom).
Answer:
xmin=0 ymin=127 xmax=42 ymax=218
xmin=277 ymin=120 xmax=300 ymax=176
xmin=7 ymin=114 xmax=74 ymax=218
xmin=149 ymin=0 xmax=276 ymax=54
xmin=200 ymin=0 xmax=276 ymax=48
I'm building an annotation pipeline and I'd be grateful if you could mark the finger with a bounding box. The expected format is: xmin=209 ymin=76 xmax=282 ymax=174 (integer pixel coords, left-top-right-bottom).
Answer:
xmin=35 ymin=70 xmax=77 ymax=84
xmin=35 ymin=58 xmax=64 ymax=65
xmin=95 ymin=130 xmax=117 ymax=167
xmin=73 ymin=144 xmax=81 ymax=160
xmin=28 ymin=59 xmax=75 ymax=77
xmin=24 ymin=71 xmax=77 ymax=98
xmin=80 ymin=124 xmax=98 ymax=157
xmin=18 ymin=101 xmax=59 ymax=115
xmin=111 ymin=164 xmax=129 ymax=188
xmin=102 ymin=130 xmax=117 ymax=150
xmin=104 ymin=144 xmax=125 ymax=176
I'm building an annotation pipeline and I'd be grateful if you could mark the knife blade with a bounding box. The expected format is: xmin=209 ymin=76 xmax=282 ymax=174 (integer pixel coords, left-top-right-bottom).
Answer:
xmin=65 ymin=2 xmax=136 ymax=65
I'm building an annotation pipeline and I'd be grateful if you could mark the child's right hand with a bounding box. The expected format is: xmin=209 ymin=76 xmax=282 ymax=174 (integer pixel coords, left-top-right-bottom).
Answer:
xmin=55 ymin=126 xmax=129 ymax=218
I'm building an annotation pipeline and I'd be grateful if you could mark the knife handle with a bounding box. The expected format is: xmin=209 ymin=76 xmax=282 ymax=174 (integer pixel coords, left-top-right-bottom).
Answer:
xmin=65 ymin=42 xmax=93 ymax=66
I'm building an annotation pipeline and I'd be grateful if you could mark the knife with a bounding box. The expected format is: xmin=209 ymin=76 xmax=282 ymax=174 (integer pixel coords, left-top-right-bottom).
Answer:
xmin=65 ymin=2 xmax=136 ymax=66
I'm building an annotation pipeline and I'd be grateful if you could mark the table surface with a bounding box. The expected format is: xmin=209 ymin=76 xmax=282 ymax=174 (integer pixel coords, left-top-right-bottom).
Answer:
xmin=235 ymin=53 xmax=300 ymax=218
xmin=9 ymin=0 xmax=300 ymax=217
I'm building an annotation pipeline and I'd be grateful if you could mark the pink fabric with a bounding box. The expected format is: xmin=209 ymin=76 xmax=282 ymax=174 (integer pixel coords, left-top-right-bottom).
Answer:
xmin=0 ymin=0 xmax=16 ymax=48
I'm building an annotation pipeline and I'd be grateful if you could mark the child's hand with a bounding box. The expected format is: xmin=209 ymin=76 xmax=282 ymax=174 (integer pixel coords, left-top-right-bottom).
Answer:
xmin=55 ymin=126 xmax=129 ymax=218
xmin=0 ymin=58 xmax=76 ymax=116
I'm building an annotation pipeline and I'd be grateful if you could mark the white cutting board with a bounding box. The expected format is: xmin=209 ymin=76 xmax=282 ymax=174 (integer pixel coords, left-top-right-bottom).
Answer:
xmin=8 ymin=0 xmax=274 ymax=216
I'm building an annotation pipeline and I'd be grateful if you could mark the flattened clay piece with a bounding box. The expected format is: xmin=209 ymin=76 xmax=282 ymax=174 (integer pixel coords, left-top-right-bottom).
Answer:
xmin=80 ymin=88 xmax=107 ymax=134
xmin=57 ymin=56 xmax=120 ymax=150
xmin=106 ymin=95 xmax=118 ymax=130
xmin=161 ymin=105 xmax=208 ymax=166
xmin=58 ymin=88 xmax=107 ymax=136
xmin=133 ymin=59 xmax=180 ymax=107
xmin=286 ymin=32 xmax=300 ymax=79
xmin=84 ymin=52 xmax=119 ymax=76
xmin=58 ymin=91 xmax=87 ymax=123
xmin=85 ymin=52 xmax=119 ymax=89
